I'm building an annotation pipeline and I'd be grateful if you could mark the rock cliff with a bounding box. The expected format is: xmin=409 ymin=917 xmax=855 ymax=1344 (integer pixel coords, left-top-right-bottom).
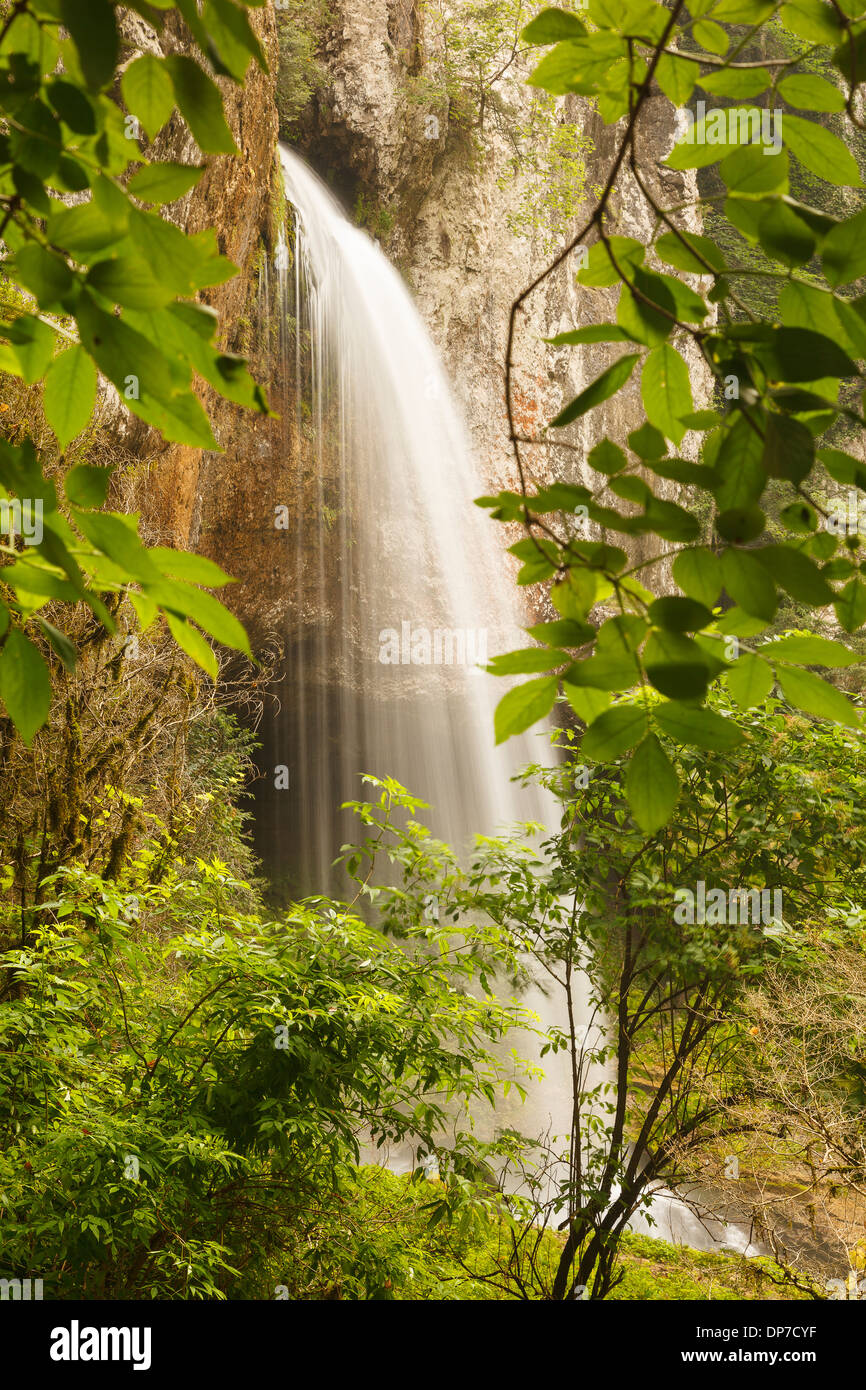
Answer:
xmin=127 ymin=0 xmax=713 ymax=642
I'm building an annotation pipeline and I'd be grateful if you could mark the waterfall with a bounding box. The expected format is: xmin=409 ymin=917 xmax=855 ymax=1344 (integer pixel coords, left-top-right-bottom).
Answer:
xmin=268 ymin=145 xmax=558 ymax=884
xmin=258 ymin=144 xmax=761 ymax=1260
xmin=256 ymin=143 xmax=587 ymax=1168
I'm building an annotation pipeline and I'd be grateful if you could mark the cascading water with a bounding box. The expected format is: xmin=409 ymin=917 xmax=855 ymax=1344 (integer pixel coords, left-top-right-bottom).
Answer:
xmin=255 ymin=144 xmax=585 ymax=1161
xmin=267 ymin=147 xmax=557 ymax=879
xmin=255 ymin=144 xmax=761 ymax=1258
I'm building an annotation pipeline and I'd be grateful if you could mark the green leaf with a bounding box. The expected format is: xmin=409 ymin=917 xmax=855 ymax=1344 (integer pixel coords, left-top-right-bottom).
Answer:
xmin=835 ymin=577 xmax=866 ymax=632
xmin=721 ymin=549 xmax=778 ymax=621
xmin=128 ymin=212 xmax=234 ymax=297
xmin=822 ymin=207 xmax=866 ymax=288
xmin=618 ymin=268 xmax=706 ymax=348
xmin=528 ymin=34 xmax=626 ymax=96
xmin=564 ymin=650 xmax=638 ymax=691
xmin=494 ymin=676 xmax=558 ymax=743
xmin=701 ymin=67 xmax=771 ymax=98
xmin=716 ymin=506 xmax=765 ymax=544
xmin=76 ymin=294 xmax=218 ymax=450
xmin=654 ymin=700 xmax=745 ymax=750
xmin=720 ymin=145 xmax=789 ymax=196
xmin=43 ymin=346 xmax=97 ymax=448
xmin=694 ymin=18 xmax=729 ymax=53
xmin=526 ymin=619 xmax=593 ymax=647
xmin=129 ymin=162 xmax=206 ymax=205
xmin=762 ymin=412 xmax=814 ymax=485
xmin=667 ymin=124 xmax=739 ymax=170
xmin=2 ymin=316 xmax=57 ymax=385
xmin=145 ymin=579 xmax=250 ymax=655
xmin=202 ymin=0 xmax=267 ymax=80
xmin=577 ymin=237 xmax=646 ymax=288
xmin=647 ymin=456 xmax=715 ymax=488
xmin=3 ymin=561 xmax=78 ymax=607
xmin=777 ymin=665 xmax=860 ymax=726
xmin=626 ymin=735 xmax=679 ymax=834
xmin=73 ymin=510 xmax=161 ymax=583
xmin=486 ymin=647 xmax=570 ymax=675
xmin=643 ymin=499 xmax=700 ymax=543
xmin=12 ymin=244 xmax=75 ymax=311
xmin=46 ymin=199 xmax=128 ymax=256
xmin=166 ymin=613 xmax=218 ymax=680
xmin=121 ymin=54 xmax=176 ymax=139
xmin=779 ymin=281 xmax=864 ymax=361
xmin=779 ymin=73 xmax=846 ymax=112
xmin=756 ymin=204 xmax=819 ymax=268
xmin=755 ymin=328 xmax=857 ymax=383
xmin=545 ymin=324 xmax=636 ymax=345
xmin=641 ymin=345 xmax=692 ymax=445
xmin=522 ymin=7 xmax=587 ymax=42
xmin=644 ymin=631 xmax=715 ymax=700
xmin=783 ymin=113 xmax=862 ymax=187
xmin=149 ymin=547 xmax=233 ymax=586
xmin=655 ymin=52 xmax=697 ymax=105
xmin=725 ymin=652 xmax=775 ymax=709
xmin=47 ymin=78 xmax=96 ymax=133
xmin=12 ymin=166 xmax=53 ymax=218
xmin=86 ymin=257 xmax=173 ymax=310
xmin=628 ymin=422 xmax=667 ymax=460
xmin=37 ymin=617 xmax=77 ymax=672
xmin=819 ymin=445 xmax=866 ymax=490
xmin=8 ymin=99 xmax=62 ymax=179
xmin=165 ymin=55 xmax=238 ymax=155
xmin=588 ymin=438 xmax=628 ymax=474
xmin=649 ymin=596 xmax=713 ymax=632
xmin=655 ymin=230 xmax=725 ymax=275
xmin=779 ymin=0 xmax=843 ymax=42
xmin=715 ymin=608 xmax=769 ymax=638
xmin=673 ymin=547 xmax=722 ymax=608
xmin=0 ymin=628 xmax=51 ymax=744
xmin=753 ymin=546 xmax=835 ymax=607
xmin=59 ymin=0 xmax=118 ymax=90
xmin=712 ymin=415 xmax=765 ymax=511
xmin=780 ymin=501 xmax=818 ymax=534
xmin=551 ymin=355 xmax=640 ymax=427
xmin=581 ymin=703 xmax=648 ymax=761
xmin=760 ymin=634 xmax=859 ymax=667
xmin=563 ymin=683 xmax=610 ymax=724
xmin=65 ymin=464 xmax=111 ymax=508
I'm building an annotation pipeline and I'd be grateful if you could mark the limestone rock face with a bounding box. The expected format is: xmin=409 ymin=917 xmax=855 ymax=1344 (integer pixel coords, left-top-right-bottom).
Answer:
xmin=119 ymin=5 xmax=293 ymax=646
xmin=125 ymin=0 xmax=713 ymax=641
xmin=286 ymin=1 xmax=712 ymax=603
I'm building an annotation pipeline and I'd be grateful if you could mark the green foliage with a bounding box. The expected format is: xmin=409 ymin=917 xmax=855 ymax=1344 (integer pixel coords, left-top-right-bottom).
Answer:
xmin=414 ymin=1 xmax=594 ymax=249
xmin=274 ymin=0 xmax=333 ymax=139
xmin=0 ymin=1 xmax=271 ymax=745
xmin=488 ymin=0 xmax=866 ymax=833
xmin=336 ymin=705 xmax=866 ymax=1299
xmin=259 ymin=1168 xmax=807 ymax=1299
xmin=0 ymin=779 xmax=527 ymax=1298
xmin=353 ymin=191 xmax=395 ymax=242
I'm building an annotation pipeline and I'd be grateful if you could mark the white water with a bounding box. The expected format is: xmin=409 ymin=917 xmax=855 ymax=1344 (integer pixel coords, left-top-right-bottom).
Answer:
xmin=276 ymin=144 xmax=581 ymax=1157
xmin=273 ymin=144 xmax=759 ymax=1262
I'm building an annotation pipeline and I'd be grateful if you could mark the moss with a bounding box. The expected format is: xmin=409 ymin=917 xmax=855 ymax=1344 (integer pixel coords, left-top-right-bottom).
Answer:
xmin=253 ymin=1165 xmax=814 ymax=1300
xmin=353 ymin=192 xmax=395 ymax=242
